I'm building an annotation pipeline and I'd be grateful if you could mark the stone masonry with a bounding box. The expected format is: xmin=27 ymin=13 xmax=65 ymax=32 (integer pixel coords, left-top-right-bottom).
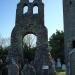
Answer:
xmin=63 ymin=0 xmax=75 ymax=75
xmin=7 ymin=0 xmax=55 ymax=75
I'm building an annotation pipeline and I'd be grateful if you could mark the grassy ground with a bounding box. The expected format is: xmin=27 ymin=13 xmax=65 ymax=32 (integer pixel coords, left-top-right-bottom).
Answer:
xmin=56 ymin=72 xmax=66 ymax=75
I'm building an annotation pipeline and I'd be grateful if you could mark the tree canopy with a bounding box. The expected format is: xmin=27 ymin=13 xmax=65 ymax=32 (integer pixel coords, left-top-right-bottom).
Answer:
xmin=49 ymin=30 xmax=64 ymax=64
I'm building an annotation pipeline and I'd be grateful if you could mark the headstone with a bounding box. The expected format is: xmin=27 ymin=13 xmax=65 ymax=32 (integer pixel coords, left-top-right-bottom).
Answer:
xmin=21 ymin=64 xmax=36 ymax=75
xmin=56 ymin=58 xmax=61 ymax=68
xmin=42 ymin=65 xmax=49 ymax=70
xmin=62 ymin=64 xmax=66 ymax=70
xmin=8 ymin=64 xmax=19 ymax=75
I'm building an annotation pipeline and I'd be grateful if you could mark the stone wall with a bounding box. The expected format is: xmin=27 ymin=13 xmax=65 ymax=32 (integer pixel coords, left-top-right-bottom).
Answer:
xmin=63 ymin=0 xmax=75 ymax=75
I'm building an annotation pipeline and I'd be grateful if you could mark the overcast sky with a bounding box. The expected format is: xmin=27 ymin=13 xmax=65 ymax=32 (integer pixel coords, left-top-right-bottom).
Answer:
xmin=0 ymin=0 xmax=63 ymax=39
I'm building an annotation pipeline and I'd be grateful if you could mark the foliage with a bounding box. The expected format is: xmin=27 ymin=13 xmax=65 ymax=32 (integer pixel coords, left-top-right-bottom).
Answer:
xmin=0 ymin=35 xmax=8 ymax=61
xmin=0 ymin=46 xmax=8 ymax=62
xmin=49 ymin=30 xmax=64 ymax=64
xmin=0 ymin=35 xmax=9 ymax=75
xmin=0 ymin=46 xmax=8 ymax=75
xmin=23 ymin=43 xmax=36 ymax=62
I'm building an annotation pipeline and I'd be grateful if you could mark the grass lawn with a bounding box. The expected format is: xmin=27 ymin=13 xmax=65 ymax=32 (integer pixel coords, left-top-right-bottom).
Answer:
xmin=56 ymin=72 xmax=66 ymax=75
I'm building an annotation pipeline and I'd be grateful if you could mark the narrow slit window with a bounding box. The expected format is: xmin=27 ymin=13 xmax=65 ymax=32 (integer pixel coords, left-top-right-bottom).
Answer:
xmin=23 ymin=6 xmax=28 ymax=14
xmin=33 ymin=6 xmax=38 ymax=14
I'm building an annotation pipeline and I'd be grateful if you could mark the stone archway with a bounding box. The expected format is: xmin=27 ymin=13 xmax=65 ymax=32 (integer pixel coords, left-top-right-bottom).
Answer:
xmin=9 ymin=24 xmax=50 ymax=75
xmin=22 ymin=34 xmax=37 ymax=63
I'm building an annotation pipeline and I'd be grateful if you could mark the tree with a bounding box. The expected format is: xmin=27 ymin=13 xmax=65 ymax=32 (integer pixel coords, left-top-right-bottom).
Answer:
xmin=0 ymin=35 xmax=8 ymax=62
xmin=49 ymin=30 xmax=64 ymax=64
xmin=0 ymin=34 xmax=10 ymax=48
xmin=0 ymin=46 xmax=8 ymax=62
xmin=0 ymin=35 xmax=8 ymax=75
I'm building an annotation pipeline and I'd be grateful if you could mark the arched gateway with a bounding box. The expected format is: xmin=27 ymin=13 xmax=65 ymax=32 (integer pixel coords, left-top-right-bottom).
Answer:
xmin=7 ymin=0 xmax=55 ymax=75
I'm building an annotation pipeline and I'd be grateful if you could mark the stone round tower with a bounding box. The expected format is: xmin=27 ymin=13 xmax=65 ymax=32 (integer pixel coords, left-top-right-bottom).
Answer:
xmin=63 ymin=0 xmax=75 ymax=75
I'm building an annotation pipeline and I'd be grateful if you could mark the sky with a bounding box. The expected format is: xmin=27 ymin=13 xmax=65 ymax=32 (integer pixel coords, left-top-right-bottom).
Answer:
xmin=0 ymin=0 xmax=63 ymax=39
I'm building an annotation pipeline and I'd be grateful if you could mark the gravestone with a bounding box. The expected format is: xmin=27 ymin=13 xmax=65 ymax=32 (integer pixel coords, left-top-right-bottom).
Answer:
xmin=7 ymin=0 xmax=56 ymax=75
xmin=56 ymin=58 xmax=61 ymax=68
xmin=62 ymin=64 xmax=66 ymax=70
xmin=21 ymin=64 xmax=36 ymax=75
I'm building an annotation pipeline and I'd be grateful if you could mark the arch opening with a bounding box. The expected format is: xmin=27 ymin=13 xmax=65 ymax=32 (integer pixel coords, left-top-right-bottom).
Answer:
xmin=23 ymin=6 xmax=28 ymax=14
xmin=23 ymin=34 xmax=37 ymax=63
xmin=33 ymin=6 xmax=38 ymax=14
xmin=29 ymin=0 xmax=34 ymax=3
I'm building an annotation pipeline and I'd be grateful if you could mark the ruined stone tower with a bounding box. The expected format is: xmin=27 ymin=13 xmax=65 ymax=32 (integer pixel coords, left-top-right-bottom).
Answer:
xmin=7 ymin=0 xmax=55 ymax=75
xmin=63 ymin=0 xmax=75 ymax=75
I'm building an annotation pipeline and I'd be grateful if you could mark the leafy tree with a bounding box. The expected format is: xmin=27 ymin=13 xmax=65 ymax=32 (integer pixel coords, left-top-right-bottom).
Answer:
xmin=0 ymin=47 xmax=8 ymax=62
xmin=0 ymin=36 xmax=8 ymax=75
xmin=49 ymin=30 xmax=64 ymax=64
xmin=0 ymin=35 xmax=8 ymax=62
xmin=0 ymin=46 xmax=8 ymax=75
